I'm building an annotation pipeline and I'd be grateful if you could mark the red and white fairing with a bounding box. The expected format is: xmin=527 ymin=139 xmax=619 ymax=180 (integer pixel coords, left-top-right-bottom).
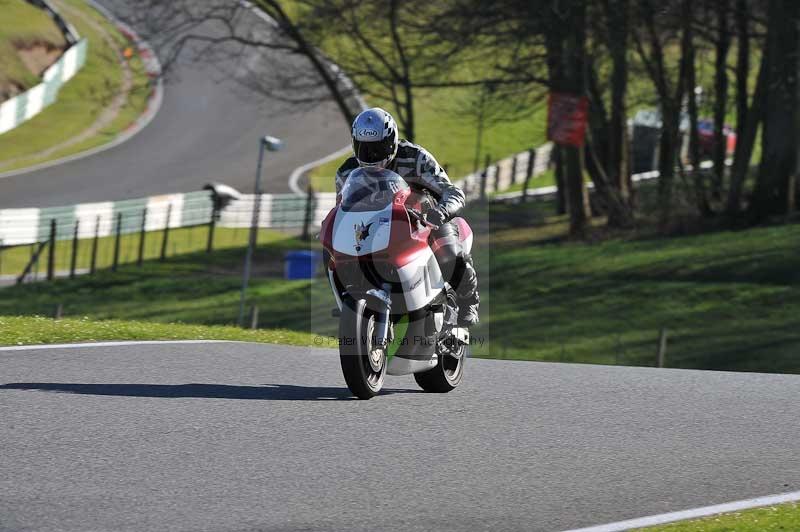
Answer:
xmin=321 ymin=169 xmax=447 ymax=313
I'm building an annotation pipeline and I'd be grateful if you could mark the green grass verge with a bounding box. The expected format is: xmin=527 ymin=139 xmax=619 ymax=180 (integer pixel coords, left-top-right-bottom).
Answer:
xmin=0 ymin=0 xmax=151 ymax=172
xmin=636 ymin=501 xmax=800 ymax=531
xmin=473 ymin=205 xmax=800 ymax=373
xmin=0 ymin=315 xmax=315 ymax=347
xmin=0 ymin=0 xmax=66 ymax=96
xmin=1 ymin=204 xmax=799 ymax=376
xmin=0 ymin=233 xmax=326 ymax=340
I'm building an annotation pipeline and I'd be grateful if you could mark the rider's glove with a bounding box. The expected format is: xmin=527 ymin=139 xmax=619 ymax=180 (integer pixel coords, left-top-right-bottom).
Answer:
xmin=424 ymin=207 xmax=448 ymax=228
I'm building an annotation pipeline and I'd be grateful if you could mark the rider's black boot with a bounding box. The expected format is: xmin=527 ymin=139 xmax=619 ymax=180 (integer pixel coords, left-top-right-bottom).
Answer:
xmin=453 ymin=254 xmax=479 ymax=327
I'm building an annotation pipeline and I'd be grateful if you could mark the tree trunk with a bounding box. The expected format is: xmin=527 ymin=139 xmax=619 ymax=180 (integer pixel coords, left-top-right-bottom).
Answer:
xmin=727 ymin=55 xmax=766 ymax=214
xmin=605 ymin=0 xmax=632 ymax=206
xmin=255 ymin=0 xmax=359 ymax=125
xmin=657 ymin=112 xmax=680 ymax=229
xmin=553 ymin=146 xmax=567 ymax=215
xmin=685 ymin=15 xmax=712 ymax=217
xmin=544 ymin=1 xmax=590 ymax=231
xmin=749 ymin=0 xmax=799 ymax=219
xmin=712 ymin=0 xmax=731 ymax=200
xmin=562 ymin=0 xmax=591 ymax=236
xmin=564 ymin=146 xmax=590 ymax=235
xmin=655 ymin=0 xmax=691 ymax=230
xmin=735 ymin=0 xmax=750 ymax=138
xmin=403 ymin=82 xmax=415 ymax=142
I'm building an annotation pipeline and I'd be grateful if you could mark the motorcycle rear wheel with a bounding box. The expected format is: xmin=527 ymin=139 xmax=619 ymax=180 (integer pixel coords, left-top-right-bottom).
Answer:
xmin=414 ymin=337 xmax=466 ymax=393
xmin=339 ymin=298 xmax=387 ymax=399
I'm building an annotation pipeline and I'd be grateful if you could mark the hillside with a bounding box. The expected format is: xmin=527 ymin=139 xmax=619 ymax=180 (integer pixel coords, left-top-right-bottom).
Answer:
xmin=0 ymin=0 xmax=67 ymax=100
xmin=1 ymin=204 xmax=798 ymax=375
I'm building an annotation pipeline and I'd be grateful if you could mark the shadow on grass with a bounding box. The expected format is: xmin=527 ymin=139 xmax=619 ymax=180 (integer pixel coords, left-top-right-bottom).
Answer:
xmin=0 ymin=382 xmax=420 ymax=401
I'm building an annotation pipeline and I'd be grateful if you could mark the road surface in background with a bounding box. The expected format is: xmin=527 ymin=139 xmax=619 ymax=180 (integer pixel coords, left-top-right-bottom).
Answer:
xmin=2 ymin=341 xmax=799 ymax=531
xmin=0 ymin=0 xmax=349 ymax=208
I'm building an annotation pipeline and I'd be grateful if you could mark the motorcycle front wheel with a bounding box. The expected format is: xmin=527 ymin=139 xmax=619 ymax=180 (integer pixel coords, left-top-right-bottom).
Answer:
xmin=339 ymin=298 xmax=387 ymax=399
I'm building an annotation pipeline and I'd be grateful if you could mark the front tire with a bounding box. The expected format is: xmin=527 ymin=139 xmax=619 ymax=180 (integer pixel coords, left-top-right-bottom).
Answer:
xmin=414 ymin=337 xmax=466 ymax=393
xmin=339 ymin=298 xmax=387 ymax=399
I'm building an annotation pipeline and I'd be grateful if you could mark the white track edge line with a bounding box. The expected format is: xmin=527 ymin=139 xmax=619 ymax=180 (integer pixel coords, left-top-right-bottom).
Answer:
xmin=0 ymin=0 xmax=164 ymax=181
xmin=288 ymin=144 xmax=352 ymax=195
xmin=237 ymin=1 xmax=364 ymax=197
xmin=0 ymin=340 xmax=232 ymax=352
xmin=562 ymin=489 xmax=800 ymax=532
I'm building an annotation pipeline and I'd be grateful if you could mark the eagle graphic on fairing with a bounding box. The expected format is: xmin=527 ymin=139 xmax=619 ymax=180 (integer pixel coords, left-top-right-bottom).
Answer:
xmin=353 ymin=221 xmax=374 ymax=251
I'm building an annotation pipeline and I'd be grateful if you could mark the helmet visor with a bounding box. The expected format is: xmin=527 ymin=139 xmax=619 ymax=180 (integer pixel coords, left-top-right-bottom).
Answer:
xmin=354 ymin=137 xmax=394 ymax=164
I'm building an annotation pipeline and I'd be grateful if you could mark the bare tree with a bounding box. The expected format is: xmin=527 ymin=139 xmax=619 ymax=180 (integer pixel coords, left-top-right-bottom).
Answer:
xmin=711 ymin=0 xmax=731 ymax=201
xmin=726 ymin=0 xmax=765 ymax=215
xmin=749 ymin=0 xmax=800 ymax=218
xmin=633 ymin=0 xmax=689 ymax=229
xmin=545 ymin=0 xmax=592 ymax=236
xmin=294 ymin=0 xmax=485 ymax=142
xmin=123 ymin=0 xmax=363 ymax=124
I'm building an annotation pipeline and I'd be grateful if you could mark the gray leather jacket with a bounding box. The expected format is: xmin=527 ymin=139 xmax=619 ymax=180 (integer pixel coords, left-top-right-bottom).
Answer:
xmin=335 ymin=140 xmax=466 ymax=220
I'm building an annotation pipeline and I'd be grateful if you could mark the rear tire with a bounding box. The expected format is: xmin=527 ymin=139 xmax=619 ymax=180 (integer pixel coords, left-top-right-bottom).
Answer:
xmin=339 ymin=298 xmax=386 ymax=399
xmin=414 ymin=338 xmax=466 ymax=393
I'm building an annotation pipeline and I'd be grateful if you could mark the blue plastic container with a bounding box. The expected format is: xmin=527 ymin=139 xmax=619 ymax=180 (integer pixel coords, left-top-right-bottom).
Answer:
xmin=284 ymin=250 xmax=320 ymax=280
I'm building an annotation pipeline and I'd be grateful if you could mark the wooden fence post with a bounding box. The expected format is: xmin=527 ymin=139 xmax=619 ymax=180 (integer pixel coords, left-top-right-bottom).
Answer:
xmin=521 ymin=148 xmax=536 ymax=203
xmin=301 ymin=186 xmax=315 ymax=241
xmin=656 ymin=328 xmax=668 ymax=368
xmin=137 ymin=207 xmax=147 ymax=267
xmin=510 ymin=154 xmax=518 ymax=186
xmin=250 ymin=305 xmax=259 ymax=330
xmin=70 ymin=219 xmax=79 ymax=279
xmin=90 ymin=215 xmax=100 ymax=274
xmin=112 ymin=212 xmax=122 ymax=272
xmin=47 ymin=219 xmax=56 ymax=281
xmin=160 ymin=203 xmax=172 ymax=262
xmin=207 ymin=207 xmax=217 ymax=253
xmin=480 ymin=153 xmax=491 ymax=203
xmin=526 ymin=147 xmax=536 ymax=179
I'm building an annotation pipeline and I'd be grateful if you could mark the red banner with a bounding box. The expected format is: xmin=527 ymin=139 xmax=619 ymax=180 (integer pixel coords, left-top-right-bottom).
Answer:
xmin=547 ymin=92 xmax=589 ymax=147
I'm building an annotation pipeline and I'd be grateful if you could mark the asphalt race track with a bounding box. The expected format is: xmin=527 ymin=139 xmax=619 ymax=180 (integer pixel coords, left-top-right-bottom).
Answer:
xmin=2 ymin=341 xmax=799 ymax=531
xmin=0 ymin=0 xmax=349 ymax=208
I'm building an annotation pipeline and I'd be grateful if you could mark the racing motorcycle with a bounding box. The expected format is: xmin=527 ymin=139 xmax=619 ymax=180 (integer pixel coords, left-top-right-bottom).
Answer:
xmin=320 ymin=168 xmax=473 ymax=399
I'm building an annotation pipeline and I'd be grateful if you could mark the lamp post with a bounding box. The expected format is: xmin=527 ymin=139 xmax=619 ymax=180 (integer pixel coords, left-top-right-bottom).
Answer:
xmin=238 ymin=135 xmax=283 ymax=327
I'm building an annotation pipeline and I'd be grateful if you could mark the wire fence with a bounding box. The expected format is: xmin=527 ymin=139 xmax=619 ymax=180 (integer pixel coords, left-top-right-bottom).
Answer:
xmin=0 ymin=190 xmax=337 ymax=283
xmin=0 ymin=143 xmax=553 ymax=284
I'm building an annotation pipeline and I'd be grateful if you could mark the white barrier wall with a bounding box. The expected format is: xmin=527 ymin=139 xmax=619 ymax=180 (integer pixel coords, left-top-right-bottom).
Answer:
xmin=0 ymin=39 xmax=88 ymax=136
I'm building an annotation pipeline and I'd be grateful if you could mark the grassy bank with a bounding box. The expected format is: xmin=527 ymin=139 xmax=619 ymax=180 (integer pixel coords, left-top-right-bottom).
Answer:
xmin=1 ymin=203 xmax=798 ymax=376
xmin=0 ymin=315 xmax=315 ymax=347
xmin=477 ymin=204 xmax=800 ymax=372
xmin=637 ymin=501 xmax=800 ymax=531
xmin=0 ymin=0 xmax=67 ymax=97
xmin=0 ymin=0 xmax=152 ymax=172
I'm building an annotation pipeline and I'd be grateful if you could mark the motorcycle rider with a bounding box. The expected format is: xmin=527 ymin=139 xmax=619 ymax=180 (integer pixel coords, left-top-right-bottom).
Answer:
xmin=335 ymin=107 xmax=480 ymax=327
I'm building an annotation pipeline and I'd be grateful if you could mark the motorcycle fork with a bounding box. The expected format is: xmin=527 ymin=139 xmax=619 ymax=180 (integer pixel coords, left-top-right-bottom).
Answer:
xmin=366 ymin=284 xmax=392 ymax=348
